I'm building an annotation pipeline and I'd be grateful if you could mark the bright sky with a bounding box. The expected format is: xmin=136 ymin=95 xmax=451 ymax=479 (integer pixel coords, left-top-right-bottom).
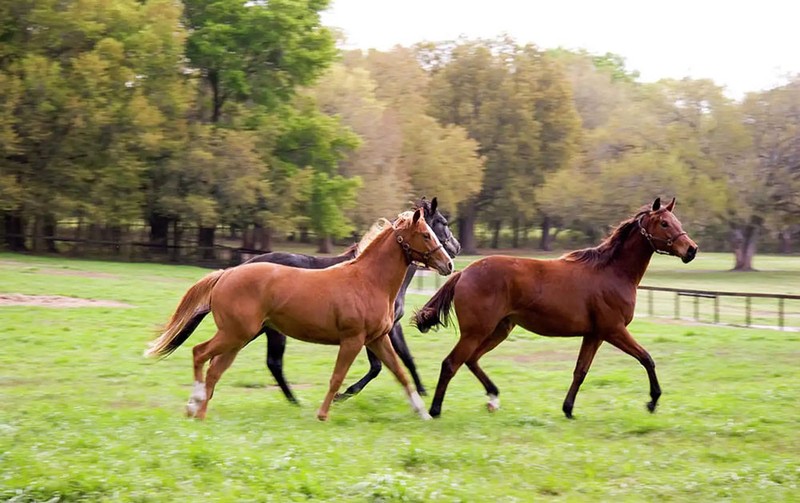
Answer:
xmin=322 ymin=0 xmax=800 ymax=99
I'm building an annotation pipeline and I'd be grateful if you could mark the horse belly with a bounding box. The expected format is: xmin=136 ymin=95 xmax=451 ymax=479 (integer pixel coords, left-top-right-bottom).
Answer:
xmin=512 ymin=304 xmax=593 ymax=337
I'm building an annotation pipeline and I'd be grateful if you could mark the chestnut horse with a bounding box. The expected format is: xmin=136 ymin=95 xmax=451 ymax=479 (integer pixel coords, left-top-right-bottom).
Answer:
xmin=414 ymin=198 xmax=698 ymax=418
xmin=241 ymin=197 xmax=460 ymax=404
xmin=146 ymin=209 xmax=453 ymax=421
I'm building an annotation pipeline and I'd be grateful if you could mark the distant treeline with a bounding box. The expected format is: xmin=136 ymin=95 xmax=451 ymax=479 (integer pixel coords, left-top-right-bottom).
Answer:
xmin=1 ymin=1 xmax=798 ymax=270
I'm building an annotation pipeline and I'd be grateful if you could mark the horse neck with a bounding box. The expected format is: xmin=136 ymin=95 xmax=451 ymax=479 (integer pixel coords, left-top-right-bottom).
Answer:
xmin=355 ymin=229 xmax=411 ymax=296
xmin=611 ymin=230 xmax=655 ymax=286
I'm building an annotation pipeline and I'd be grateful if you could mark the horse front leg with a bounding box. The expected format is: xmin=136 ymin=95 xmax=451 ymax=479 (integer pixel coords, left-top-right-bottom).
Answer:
xmin=605 ymin=328 xmax=661 ymax=413
xmin=562 ymin=335 xmax=603 ymax=419
xmin=366 ymin=334 xmax=430 ymax=420
xmin=317 ymin=336 xmax=364 ymax=421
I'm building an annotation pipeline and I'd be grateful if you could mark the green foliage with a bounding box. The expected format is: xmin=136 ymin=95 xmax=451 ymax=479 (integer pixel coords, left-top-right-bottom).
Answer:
xmin=183 ymin=0 xmax=336 ymax=122
xmin=307 ymin=170 xmax=362 ymax=239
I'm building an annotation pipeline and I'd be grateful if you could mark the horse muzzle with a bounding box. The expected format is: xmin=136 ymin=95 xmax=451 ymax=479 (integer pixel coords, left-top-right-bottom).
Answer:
xmin=681 ymin=245 xmax=698 ymax=264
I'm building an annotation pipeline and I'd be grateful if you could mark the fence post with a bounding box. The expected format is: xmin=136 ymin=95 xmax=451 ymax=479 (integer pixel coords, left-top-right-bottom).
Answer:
xmin=778 ymin=298 xmax=784 ymax=331
xmin=694 ymin=295 xmax=700 ymax=321
xmin=745 ymin=296 xmax=751 ymax=327
xmin=674 ymin=292 xmax=680 ymax=320
xmin=714 ymin=296 xmax=719 ymax=324
xmin=648 ymin=289 xmax=653 ymax=317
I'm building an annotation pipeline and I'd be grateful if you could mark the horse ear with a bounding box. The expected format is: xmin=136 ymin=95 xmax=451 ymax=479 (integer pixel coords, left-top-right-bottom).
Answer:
xmin=652 ymin=197 xmax=661 ymax=211
xmin=665 ymin=197 xmax=676 ymax=212
xmin=413 ymin=208 xmax=422 ymax=224
xmin=430 ymin=197 xmax=438 ymax=214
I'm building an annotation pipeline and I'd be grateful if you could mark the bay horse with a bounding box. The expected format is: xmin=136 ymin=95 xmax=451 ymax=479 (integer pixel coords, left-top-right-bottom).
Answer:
xmin=413 ymin=197 xmax=698 ymax=419
xmin=242 ymin=197 xmax=460 ymax=404
xmin=146 ymin=209 xmax=453 ymax=421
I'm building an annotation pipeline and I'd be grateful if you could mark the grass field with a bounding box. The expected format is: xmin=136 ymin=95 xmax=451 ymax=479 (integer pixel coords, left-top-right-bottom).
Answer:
xmin=1 ymin=252 xmax=799 ymax=502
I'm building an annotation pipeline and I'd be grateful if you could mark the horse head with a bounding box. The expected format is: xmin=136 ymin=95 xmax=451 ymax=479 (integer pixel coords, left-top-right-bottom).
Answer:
xmin=394 ymin=208 xmax=454 ymax=275
xmin=638 ymin=197 xmax=698 ymax=263
xmin=417 ymin=196 xmax=461 ymax=258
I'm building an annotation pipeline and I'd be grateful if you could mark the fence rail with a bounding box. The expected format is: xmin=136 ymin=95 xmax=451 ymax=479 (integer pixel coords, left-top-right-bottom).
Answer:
xmin=410 ymin=270 xmax=800 ymax=331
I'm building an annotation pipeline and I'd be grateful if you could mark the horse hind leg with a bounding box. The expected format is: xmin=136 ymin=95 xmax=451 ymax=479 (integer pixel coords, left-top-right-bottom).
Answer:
xmin=389 ymin=323 xmax=426 ymax=396
xmin=194 ymin=348 xmax=241 ymax=420
xmin=465 ymin=318 xmax=514 ymax=412
xmin=265 ymin=328 xmax=298 ymax=404
xmin=334 ymin=347 xmax=381 ymax=402
xmin=429 ymin=335 xmax=482 ymax=418
xmin=187 ymin=330 xmax=242 ymax=419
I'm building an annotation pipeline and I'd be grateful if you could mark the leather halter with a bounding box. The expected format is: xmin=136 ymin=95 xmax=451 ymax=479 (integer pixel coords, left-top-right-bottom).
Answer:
xmin=637 ymin=215 xmax=687 ymax=256
xmin=394 ymin=230 xmax=443 ymax=268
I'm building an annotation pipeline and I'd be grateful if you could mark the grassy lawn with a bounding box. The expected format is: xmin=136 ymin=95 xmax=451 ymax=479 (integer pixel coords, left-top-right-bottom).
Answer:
xmin=1 ymin=252 xmax=799 ymax=502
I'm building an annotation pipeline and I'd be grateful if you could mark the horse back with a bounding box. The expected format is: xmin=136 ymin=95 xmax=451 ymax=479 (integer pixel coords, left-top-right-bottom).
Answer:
xmin=456 ymin=255 xmax=632 ymax=337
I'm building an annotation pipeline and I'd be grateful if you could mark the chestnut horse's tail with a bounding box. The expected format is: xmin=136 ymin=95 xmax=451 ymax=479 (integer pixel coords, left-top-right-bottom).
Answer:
xmin=144 ymin=269 xmax=225 ymax=359
xmin=413 ymin=271 xmax=462 ymax=333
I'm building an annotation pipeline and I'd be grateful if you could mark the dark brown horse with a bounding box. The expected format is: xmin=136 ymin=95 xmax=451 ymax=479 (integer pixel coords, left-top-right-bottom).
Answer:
xmin=146 ymin=209 xmax=453 ymax=421
xmin=414 ymin=198 xmax=698 ymax=418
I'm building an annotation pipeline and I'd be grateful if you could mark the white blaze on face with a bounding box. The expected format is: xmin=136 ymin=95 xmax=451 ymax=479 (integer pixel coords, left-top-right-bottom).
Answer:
xmin=421 ymin=218 xmax=453 ymax=272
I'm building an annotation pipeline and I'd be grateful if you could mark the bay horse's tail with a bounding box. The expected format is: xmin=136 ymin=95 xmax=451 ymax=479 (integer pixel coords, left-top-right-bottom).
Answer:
xmin=413 ymin=271 xmax=462 ymax=333
xmin=144 ymin=269 xmax=225 ymax=358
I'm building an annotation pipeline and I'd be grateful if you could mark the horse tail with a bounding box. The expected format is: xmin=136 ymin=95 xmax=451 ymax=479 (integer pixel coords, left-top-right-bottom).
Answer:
xmin=144 ymin=269 xmax=225 ymax=358
xmin=413 ymin=271 xmax=462 ymax=333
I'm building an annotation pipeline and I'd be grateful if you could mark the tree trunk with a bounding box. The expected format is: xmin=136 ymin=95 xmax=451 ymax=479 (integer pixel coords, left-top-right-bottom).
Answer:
xmin=540 ymin=215 xmax=553 ymax=251
xmin=241 ymin=225 xmax=255 ymax=250
xmin=731 ymin=226 xmax=758 ymax=271
xmin=778 ymin=229 xmax=791 ymax=254
xmin=317 ymin=235 xmax=332 ymax=254
xmin=254 ymin=224 xmax=272 ymax=252
xmin=512 ymin=218 xmax=520 ymax=248
xmin=198 ymin=227 xmax=216 ymax=261
xmin=43 ymin=215 xmax=58 ymax=253
xmin=457 ymin=202 xmax=478 ymax=255
xmin=3 ymin=213 xmax=27 ymax=251
xmin=299 ymin=227 xmax=311 ymax=244
xmin=148 ymin=214 xmax=170 ymax=254
xmin=171 ymin=220 xmax=182 ymax=262
xmin=491 ymin=220 xmax=501 ymax=249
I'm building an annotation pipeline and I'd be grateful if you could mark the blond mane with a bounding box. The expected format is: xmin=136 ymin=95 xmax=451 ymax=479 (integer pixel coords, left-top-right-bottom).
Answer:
xmin=354 ymin=211 xmax=417 ymax=257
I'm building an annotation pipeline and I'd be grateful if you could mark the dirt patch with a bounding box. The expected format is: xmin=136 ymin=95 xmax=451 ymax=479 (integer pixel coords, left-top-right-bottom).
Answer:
xmin=26 ymin=268 xmax=118 ymax=280
xmin=0 ymin=294 xmax=133 ymax=308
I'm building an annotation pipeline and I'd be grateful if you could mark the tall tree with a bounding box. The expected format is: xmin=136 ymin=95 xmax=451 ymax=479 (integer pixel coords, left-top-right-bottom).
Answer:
xmin=0 ymin=0 xmax=189 ymax=251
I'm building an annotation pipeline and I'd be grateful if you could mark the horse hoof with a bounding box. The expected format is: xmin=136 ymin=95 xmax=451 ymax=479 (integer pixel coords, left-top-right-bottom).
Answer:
xmin=419 ymin=412 xmax=432 ymax=420
xmin=647 ymin=401 xmax=657 ymax=413
xmin=316 ymin=410 xmax=329 ymax=421
xmin=418 ymin=389 xmax=428 ymax=397
xmin=486 ymin=394 xmax=500 ymax=412
xmin=333 ymin=392 xmax=352 ymax=403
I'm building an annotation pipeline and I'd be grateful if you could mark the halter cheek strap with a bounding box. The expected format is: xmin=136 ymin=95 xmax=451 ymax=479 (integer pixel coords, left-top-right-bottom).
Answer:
xmin=394 ymin=232 xmax=443 ymax=268
xmin=637 ymin=216 xmax=687 ymax=256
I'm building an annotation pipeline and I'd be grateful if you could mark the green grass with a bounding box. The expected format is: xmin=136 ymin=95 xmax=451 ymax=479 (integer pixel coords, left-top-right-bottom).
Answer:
xmin=1 ymin=252 xmax=799 ymax=502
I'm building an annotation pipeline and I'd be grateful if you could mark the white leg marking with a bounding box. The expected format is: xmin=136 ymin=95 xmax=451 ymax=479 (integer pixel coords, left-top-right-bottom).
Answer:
xmin=487 ymin=394 xmax=500 ymax=412
xmin=186 ymin=381 xmax=206 ymax=416
xmin=408 ymin=390 xmax=431 ymax=420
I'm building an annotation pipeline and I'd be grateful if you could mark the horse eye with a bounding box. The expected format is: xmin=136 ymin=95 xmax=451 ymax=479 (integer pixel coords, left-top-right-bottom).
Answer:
xmin=423 ymin=233 xmax=431 ymax=240
xmin=660 ymin=221 xmax=669 ymax=228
